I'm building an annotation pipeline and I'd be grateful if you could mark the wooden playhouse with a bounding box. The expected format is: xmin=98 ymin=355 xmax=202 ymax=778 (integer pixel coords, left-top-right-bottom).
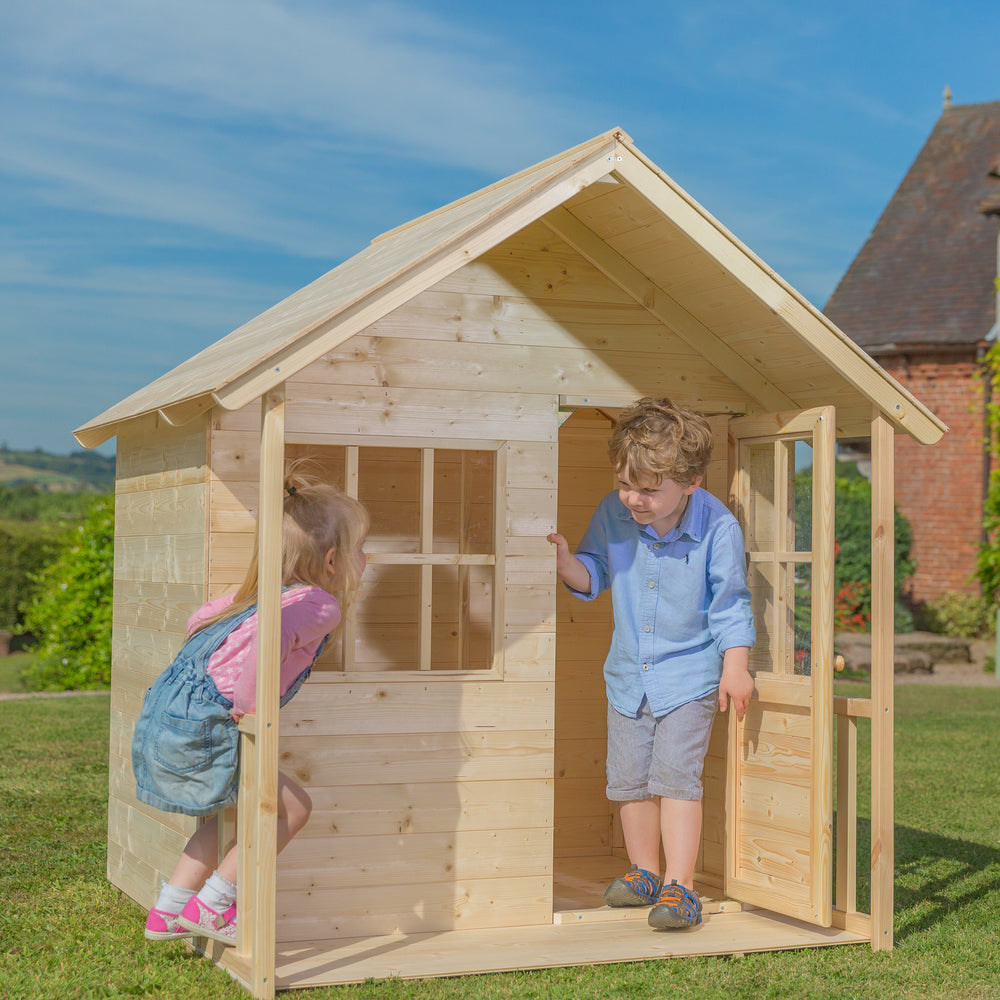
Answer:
xmin=75 ymin=128 xmax=945 ymax=996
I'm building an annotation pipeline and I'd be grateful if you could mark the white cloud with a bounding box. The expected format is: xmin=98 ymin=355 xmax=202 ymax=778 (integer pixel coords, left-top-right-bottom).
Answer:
xmin=0 ymin=0 xmax=602 ymax=266
xmin=4 ymin=0 xmax=572 ymax=170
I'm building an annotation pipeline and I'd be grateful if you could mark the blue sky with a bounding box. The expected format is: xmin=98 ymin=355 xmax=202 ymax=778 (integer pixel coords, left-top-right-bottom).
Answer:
xmin=2 ymin=1 xmax=998 ymax=457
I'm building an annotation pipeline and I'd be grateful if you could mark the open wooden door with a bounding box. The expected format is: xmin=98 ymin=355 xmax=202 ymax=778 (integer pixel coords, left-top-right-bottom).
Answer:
xmin=725 ymin=406 xmax=835 ymax=926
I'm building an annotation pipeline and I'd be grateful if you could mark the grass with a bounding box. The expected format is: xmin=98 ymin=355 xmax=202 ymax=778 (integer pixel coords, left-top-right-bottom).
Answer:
xmin=2 ymin=686 xmax=1000 ymax=1000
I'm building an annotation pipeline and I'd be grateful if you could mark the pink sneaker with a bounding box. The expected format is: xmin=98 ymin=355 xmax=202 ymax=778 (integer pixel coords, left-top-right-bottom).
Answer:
xmin=177 ymin=896 xmax=237 ymax=946
xmin=144 ymin=906 xmax=192 ymax=941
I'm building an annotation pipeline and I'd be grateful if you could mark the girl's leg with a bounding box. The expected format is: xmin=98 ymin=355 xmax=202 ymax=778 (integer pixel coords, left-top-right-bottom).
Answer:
xmin=215 ymin=771 xmax=313 ymax=884
xmin=166 ymin=772 xmax=312 ymax=891
xmin=619 ymin=798 xmax=662 ymax=876
xmin=168 ymin=814 xmax=221 ymax=892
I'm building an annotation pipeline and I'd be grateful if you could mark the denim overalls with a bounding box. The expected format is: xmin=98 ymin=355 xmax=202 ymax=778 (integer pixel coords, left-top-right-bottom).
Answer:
xmin=132 ymin=603 xmax=319 ymax=817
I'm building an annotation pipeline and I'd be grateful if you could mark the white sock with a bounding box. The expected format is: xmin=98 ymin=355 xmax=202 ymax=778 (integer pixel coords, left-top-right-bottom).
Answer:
xmin=196 ymin=871 xmax=237 ymax=913
xmin=154 ymin=881 xmax=196 ymax=915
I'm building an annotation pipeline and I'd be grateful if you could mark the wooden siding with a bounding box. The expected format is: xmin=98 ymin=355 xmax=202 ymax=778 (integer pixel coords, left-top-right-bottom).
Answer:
xmin=107 ymin=414 xmax=209 ymax=907
xmin=208 ymin=340 xmax=561 ymax=939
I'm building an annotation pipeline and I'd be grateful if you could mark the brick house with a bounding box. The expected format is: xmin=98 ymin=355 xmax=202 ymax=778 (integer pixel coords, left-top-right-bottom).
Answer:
xmin=825 ymin=95 xmax=1000 ymax=605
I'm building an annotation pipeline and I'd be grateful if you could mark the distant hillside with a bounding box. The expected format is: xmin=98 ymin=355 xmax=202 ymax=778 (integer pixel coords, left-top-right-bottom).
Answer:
xmin=0 ymin=447 xmax=115 ymax=492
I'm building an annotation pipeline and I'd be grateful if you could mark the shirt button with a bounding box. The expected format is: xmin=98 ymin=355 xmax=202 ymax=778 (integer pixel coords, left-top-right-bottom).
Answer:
xmin=648 ymin=581 xmax=655 ymax=588
xmin=653 ymin=542 xmax=662 ymax=550
xmin=643 ymin=663 xmax=650 ymax=671
xmin=643 ymin=626 xmax=651 ymax=632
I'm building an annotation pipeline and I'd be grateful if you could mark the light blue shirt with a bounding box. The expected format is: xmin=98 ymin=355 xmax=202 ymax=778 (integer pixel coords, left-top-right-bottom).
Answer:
xmin=571 ymin=487 xmax=755 ymax=718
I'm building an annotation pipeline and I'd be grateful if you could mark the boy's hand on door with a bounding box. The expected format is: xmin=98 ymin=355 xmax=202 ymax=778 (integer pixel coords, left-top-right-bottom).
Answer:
xmin=718 ymin=647 xmax=753 ymax=722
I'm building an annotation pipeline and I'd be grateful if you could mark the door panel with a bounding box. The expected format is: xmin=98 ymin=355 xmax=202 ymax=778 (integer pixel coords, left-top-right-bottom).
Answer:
xmin=726 ymin=407 xmax=834 ymax=926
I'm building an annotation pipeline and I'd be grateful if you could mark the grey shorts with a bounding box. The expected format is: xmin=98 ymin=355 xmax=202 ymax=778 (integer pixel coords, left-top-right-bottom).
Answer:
xmin=606 ymin=692 xmax=718 ymax=802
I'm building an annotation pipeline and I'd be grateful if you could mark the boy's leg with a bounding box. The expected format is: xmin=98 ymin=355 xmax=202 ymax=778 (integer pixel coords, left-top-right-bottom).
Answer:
xmin=660 ymin=796 xmax=702 ymax=888
xmin=646 ymin=692 xmax=717 ymax=929
xmin=619 ymin=798 xmax=662 ymax=876
xmin=604 ymin=702 xmax=662 ymax=905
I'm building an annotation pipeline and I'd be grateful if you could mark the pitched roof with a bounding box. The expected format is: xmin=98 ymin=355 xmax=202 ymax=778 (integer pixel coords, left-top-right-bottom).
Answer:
xmin=825 ymin=100 xmax=1000 ymax=352
xmin=75 ymin=127 xmax=946 ymax=448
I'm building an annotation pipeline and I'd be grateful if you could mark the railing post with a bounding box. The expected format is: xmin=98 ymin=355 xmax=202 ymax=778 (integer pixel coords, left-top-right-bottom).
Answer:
xmin=870 ymin=411 xmax=894 ymax=950
xmin=835 ymin=713 xmax=858 ymax=914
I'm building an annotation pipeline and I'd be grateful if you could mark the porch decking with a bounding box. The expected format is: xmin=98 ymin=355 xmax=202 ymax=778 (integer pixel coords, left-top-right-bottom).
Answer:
xmin=212 ymin=855 xmax=869 ymax=991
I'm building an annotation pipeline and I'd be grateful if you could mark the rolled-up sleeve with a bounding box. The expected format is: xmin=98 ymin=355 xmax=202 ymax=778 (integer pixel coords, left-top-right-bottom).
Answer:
xmin=570 ymin=502 xmax=613 ymax=600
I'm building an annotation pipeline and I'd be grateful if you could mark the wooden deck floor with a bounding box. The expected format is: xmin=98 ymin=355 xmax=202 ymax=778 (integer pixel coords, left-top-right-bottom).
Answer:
xmin=213 ymin=856 xmax=869 ymax=991
xmin=266 ymin=909 xmax=867 ymax=990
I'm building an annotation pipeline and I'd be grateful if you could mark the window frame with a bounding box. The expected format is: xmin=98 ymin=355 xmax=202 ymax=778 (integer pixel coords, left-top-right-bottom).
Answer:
xmin=314 ymin=439 xmax=507 ymax=678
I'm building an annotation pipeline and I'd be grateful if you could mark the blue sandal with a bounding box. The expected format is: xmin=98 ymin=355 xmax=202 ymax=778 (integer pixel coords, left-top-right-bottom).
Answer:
xmin=648 ymin=879 xmax=702 ymax=929
xmin=604 ymin=865 xmax=661 ymax=906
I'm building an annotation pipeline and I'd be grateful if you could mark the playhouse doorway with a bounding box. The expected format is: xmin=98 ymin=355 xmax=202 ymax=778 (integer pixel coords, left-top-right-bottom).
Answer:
xmin=551 ymin=404 xmax=837 ymax=926
xmin=550 ymin=406 xmax=739 ymax=918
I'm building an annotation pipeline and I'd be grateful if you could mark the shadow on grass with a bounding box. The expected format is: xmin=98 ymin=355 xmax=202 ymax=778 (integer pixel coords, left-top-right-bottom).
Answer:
xmin=849 ymin=817 xmax=1000 ymax=942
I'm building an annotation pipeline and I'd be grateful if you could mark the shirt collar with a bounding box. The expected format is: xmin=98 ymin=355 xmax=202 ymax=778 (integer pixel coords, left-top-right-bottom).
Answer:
xmin=613 ymin=487 xmax=707 ymax=543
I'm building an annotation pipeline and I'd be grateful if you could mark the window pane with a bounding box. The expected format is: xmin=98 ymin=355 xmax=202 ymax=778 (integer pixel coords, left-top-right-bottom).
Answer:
xmin=431 ymin=563 xmax=494 ymax=670
xmin=432 ymin=450 xmax=494 ymax=554
xmin=286 ymin=444 xmax=347 ymax=488
xmin=361 ymin=447 xmax=420 ymax=554
xmin=356 ymin=563 xmax=421 ymax=671
xmin=744 ymin=443 xmax=776 ymax=551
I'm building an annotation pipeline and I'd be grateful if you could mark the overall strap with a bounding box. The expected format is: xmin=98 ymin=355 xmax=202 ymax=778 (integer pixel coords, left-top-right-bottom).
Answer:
xmin=183 ymin=602 xmax=261 ymax=675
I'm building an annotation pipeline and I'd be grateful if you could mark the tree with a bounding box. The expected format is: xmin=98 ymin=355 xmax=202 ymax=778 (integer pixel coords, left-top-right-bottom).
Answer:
xmin=18 ymin=496 xmax=114 ymax=690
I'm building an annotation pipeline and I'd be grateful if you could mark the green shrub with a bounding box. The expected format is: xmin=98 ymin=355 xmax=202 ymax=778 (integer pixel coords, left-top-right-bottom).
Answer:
xmin=917 ymin=591 xmax=995 ymax=639
xmin=17 ymin=496 xmax=114 ymax=691
xmin=794 ymin=471 xmax=915 ymax=633
xmin=978 ymin=339 xmax=1000 ymax=601
xmin=0 ymin=525 xmax=65 ymax=631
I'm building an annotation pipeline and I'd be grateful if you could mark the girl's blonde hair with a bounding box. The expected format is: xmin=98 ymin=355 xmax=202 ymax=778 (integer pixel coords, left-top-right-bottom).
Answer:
xmin=195 ymin=459 xmax=370 ymax=634
xmin=608 ymin=397 xmax=714 ymax=485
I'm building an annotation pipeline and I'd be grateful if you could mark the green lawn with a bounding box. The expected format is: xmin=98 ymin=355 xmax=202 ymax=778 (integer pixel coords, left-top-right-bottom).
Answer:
xmin=2 ymin=686 xmax=999 ymax=1000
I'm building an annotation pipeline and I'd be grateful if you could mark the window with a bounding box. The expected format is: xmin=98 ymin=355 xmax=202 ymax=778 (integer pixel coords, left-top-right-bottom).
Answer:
xmin=290 ymin=443 xmax=501 ymax=674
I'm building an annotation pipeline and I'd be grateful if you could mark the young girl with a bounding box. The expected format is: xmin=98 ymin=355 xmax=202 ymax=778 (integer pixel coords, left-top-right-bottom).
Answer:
xmin=132 ymin=465 xmax=369 ymax=946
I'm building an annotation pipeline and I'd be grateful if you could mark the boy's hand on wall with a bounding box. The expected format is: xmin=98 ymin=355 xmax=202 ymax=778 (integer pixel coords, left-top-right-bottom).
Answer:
xmin=547 ymin=532 xmax=592 ymax=594
xmin=547 ymin=531 xmax=569 ymax=553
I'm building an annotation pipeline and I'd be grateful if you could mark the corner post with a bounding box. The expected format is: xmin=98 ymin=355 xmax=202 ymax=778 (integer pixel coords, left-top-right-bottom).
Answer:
xmin=237 ymin=385 xmax=285 ymax=997
xmin=870 ymin=410 xmax=894 ymax=950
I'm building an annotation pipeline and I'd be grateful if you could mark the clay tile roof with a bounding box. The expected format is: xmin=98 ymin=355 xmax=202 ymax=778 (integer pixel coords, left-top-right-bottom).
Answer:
xmin=825 ymin=100 xmax=1000 ymax=352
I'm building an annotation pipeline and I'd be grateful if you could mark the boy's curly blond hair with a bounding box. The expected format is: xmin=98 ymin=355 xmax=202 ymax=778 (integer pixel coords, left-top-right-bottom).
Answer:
xmin=608 ymin=397 xmax=714 ymax=485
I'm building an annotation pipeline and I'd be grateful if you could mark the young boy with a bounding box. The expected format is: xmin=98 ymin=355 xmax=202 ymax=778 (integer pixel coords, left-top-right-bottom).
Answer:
xmin=548 ymin=397 xmax=755 ymax=930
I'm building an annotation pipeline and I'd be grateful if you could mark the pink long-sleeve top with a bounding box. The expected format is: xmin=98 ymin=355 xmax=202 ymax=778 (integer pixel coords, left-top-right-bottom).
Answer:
xmin=189 ymin=585 xmax=341 ymax=718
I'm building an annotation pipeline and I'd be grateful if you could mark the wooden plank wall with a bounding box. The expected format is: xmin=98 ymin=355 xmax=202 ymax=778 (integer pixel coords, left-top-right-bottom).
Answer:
xmin=554 ymin=409 xmax=615 ymax=862
xmin=197 ymin=222 xmax=749 ymax=943
xmin=108 ymin=414 xmax=209 ymax=906
xmin=209 ymin=413 xmax=558 ymax=942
